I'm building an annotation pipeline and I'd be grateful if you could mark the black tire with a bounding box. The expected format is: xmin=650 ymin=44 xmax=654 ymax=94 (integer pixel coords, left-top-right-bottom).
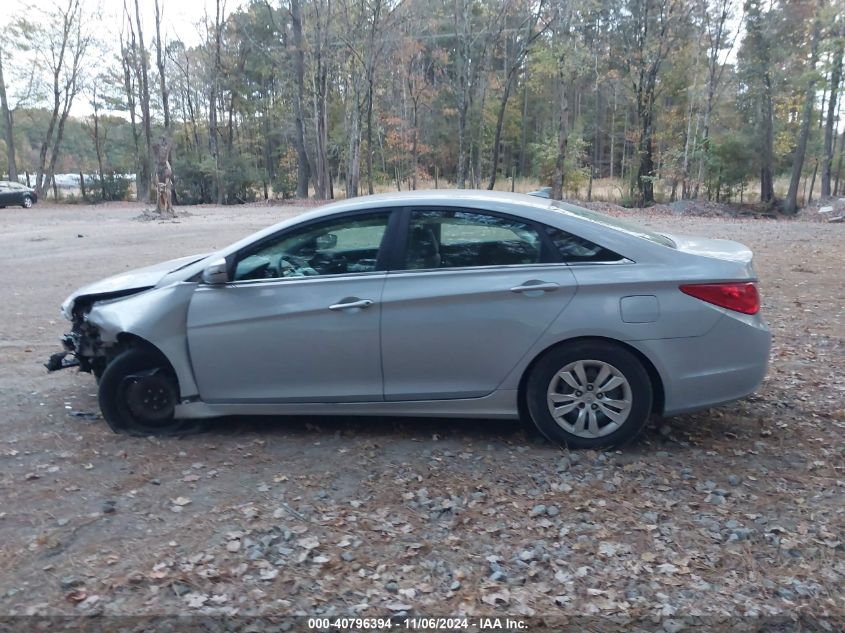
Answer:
xmin=525 ymin=340 xmax=653 ymax=449
xmin=22 ymin=196 xmax=33 ymax=209
xmin=98 ymin=348 xmax=187 ymax=436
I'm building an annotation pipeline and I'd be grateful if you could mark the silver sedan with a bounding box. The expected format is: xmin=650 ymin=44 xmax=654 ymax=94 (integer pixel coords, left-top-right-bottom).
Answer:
xmin=50 ymin=191 xmax=770 ymax=448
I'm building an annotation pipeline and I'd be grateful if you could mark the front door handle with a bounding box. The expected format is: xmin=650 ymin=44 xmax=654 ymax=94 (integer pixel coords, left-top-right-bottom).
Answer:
xmin=510 ymin=281 xmax=561 ymax=293
xmin=329 ymin=298 xmax=374 ymax=311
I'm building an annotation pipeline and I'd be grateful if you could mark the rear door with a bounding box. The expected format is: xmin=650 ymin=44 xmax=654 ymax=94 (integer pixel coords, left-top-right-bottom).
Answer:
xmin=380 ymin=208 xmax=578 ymax=401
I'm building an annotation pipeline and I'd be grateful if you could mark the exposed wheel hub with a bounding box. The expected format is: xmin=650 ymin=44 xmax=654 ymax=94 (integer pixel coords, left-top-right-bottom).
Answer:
xmin=122 ymin=371 xmax=176 ymax=424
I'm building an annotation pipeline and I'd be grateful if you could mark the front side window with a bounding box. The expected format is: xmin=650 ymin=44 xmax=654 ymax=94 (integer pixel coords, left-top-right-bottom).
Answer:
xmin=233 ymin=212 xmax=391 ymax=281
xmin=405 ymin=209 xmax=542 ymax=270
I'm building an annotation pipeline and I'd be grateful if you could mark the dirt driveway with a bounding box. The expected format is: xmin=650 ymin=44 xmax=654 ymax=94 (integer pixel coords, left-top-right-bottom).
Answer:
xmin=0 ymin=202 xmax=843 ymax=627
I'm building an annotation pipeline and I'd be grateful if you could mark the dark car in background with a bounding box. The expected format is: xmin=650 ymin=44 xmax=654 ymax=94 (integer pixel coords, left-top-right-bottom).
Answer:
xmin=0 ymin=181 xmax=37 ymax=208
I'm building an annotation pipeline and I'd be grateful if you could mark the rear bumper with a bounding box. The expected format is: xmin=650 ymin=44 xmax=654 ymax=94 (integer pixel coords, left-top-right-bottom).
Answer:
xmin=633 ymin=312 xmax=771 ymax=417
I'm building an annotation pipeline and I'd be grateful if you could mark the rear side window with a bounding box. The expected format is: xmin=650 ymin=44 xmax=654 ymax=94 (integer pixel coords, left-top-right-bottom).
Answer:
xmin=545 ymin=227 xmax=624 ymax=263
xmin=404 ymin=209 xmax=542 ymax=269
xmin=551 ymin=201 xmax=676 ymax=248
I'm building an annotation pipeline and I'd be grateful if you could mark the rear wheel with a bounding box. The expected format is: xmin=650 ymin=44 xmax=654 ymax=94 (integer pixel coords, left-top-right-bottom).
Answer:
xmin=98 ymin=348 xmax=188 ymax=435
xmin=525 ymin=340 xmax=652 ymax=449
xmin=22 ymin=196 xmax=33 ymax=209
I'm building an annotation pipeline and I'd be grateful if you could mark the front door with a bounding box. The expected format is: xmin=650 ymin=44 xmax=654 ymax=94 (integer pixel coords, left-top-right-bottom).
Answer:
xmin=380 ymin=208 xmax=578 ymax=401
xmin=187 ymin=211 xmax=393 ymax=403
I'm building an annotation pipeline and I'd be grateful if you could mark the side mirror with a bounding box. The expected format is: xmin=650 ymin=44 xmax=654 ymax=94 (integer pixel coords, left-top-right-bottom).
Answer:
xmin=316 ymin=233 xmax=338 ymax=250
xmin=201 ymin=258 xmax=230 ymax=285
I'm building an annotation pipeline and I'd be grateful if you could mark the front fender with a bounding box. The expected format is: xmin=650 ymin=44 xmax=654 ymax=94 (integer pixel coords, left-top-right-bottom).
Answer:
xmin=87 ymin=282 xmax=199 ymax=399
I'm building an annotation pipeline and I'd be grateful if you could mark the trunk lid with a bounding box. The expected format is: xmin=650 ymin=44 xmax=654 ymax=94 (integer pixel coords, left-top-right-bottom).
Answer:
xmin=662 ymin=233 xmax=753 ymax=264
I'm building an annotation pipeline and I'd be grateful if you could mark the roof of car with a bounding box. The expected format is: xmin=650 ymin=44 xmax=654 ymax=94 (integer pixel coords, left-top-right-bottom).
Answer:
xmin=316 ymin=189 xmax=556 ymax=213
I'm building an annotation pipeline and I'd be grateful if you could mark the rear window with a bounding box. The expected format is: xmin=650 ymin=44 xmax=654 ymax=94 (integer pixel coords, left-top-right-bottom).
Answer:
xmin=550 ymin=201 xmax=676 ymax=248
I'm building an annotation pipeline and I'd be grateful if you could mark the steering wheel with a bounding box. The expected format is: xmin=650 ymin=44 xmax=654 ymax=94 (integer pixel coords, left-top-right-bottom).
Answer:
xmin=277 ymin=253 xmax=311 ymax=277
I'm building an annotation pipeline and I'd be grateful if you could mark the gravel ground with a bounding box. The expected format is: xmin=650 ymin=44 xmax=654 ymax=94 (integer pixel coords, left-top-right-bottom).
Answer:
xmin=0 ymin=201 xmax=843 ymax=630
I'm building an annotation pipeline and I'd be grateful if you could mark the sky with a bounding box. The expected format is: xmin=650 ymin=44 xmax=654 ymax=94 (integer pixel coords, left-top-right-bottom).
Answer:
xmin=4 ymin=0 xmax=246 ymax=46
xmin=2 ymin=0 xmax=248 ymax=116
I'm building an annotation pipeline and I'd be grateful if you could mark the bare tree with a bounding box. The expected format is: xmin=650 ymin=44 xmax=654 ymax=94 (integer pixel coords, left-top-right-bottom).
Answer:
xmin=84 ymin=82 xmax=108 ymax=200
xmin=487 ymin=0 xmax=547 ymax=189
xmin=551 ymin=2 xmax=573 ymax=201
xmin=0 ymin=46 xmax=18 ymax=181
xmin=128 ymin=0 xmax=154 ymax=203
xmin=784 ymin=0 xmax=823 ymax=215
xmin=622 ymin=0 xmax=682 ymax=206
xmin=24 ymin=0 xmax=89 ymax=198
xmin=119 ymin=25 xmax=143 ymax=196
xmin=308 ymin=0 xmax=333 ymax=199
xmin=692 ymin=0 xmax=741 ymax=198
xmin=453 ymin=0 xmax=510 ymax=189
xmin=821 ymin=18 xmax=843 ymax=198
xmin=208 ymin=0 xmax=225 ymax=204
xmin=286 ymin=0 xmax=314 ymax=198
xmin=154 ymin=0 xmax=174 ymax=212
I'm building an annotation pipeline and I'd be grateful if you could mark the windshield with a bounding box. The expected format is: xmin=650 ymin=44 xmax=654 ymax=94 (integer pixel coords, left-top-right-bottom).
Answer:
xmin=551 ymin=201 xmax=676 ymax=248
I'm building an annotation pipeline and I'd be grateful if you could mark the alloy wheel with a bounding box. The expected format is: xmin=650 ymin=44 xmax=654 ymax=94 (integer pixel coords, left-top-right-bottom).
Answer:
xmin=546 ymin=359 xmax=633 ymax=438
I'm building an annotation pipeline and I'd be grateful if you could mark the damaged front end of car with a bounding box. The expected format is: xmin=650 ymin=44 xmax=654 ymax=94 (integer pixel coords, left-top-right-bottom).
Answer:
xmin=46 ymin=252 xmax=209 ymax=378
xmin=46 ymin=288 xmax=154 ymax=376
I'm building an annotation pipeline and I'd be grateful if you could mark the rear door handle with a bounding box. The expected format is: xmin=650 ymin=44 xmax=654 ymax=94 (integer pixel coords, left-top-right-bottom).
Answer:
xmin=329 ymin=299 xmax=374 ymax=311
xmin=510 ymin=281 xmax=561 ymax=293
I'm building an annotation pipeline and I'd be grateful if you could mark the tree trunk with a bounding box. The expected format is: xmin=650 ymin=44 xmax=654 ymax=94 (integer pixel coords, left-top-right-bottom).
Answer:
xmin=93 ymin=107 xmax=107 ymax=201
xmin=120 ymin=33 xmax=142 ymax=194
xmin=312 ymin=0 xmax=332 ymax=200
xmin=0 ymin=48 xmax=17 ymax=181
xmin=154 ymin=137 xmax=173 ymax=213
xmin=154 ymin=0 xmax=173 ymax=208
xmin=154 ymin=0 xmax=170 ymax=130
xmin=345 ymin=76 xmax=362 ymax=198
xmin=365 ymin=79 xmax=374 ymax=195
xmin=289 ymin=0 xmax=312 ymax=198
xmin=552 ymin=59 xmax=569 ymax=200
xmin=821 ymin=26 xmax=843 ymax=198
xmin=636 ymin=84 xmax=657 ymax=206
xmin=34 ymin=86 xmax=61 ymax=197
xmin=835 ymin=126 xmax=845 ymax=195
xmin=609 ymin=84 xmax=617 ymax=181
xmin=133 ymin=0 xmax=153 ymax=203
xmin=681 ymin=65 xmax=698 ymax=199
xmin=488 ymin=66 xmax=517 ymax=189
xmin=209 ymin=0 xmax=224 ymax=205
xmin=784 ymin=2 xmax=822 ymax=215
xmin=518 ymin=67 xmax=529 ymax=177
xmin=411 ymin=94 xmax=419 ymax=190
xmin=759 ymin=71 xmax=775 ymax=204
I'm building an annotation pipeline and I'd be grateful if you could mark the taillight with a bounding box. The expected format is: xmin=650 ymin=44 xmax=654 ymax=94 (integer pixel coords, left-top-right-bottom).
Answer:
xmin=680 ymin=282 xmax=759 ymax=315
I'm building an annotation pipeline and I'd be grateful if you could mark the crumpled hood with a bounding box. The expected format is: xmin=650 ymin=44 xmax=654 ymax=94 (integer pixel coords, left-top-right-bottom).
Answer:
xmin=61 ymin=254 xmax=207 ymax=319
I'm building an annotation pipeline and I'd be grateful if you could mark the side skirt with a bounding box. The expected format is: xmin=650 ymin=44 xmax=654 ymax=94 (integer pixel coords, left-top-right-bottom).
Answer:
xmin=175 ymin=390 xmax=519 ymax=420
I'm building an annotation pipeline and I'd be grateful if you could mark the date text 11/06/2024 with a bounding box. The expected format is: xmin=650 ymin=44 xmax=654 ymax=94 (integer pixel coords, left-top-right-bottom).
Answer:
xmin=307 ymin=617 xmax=528 ymax=631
